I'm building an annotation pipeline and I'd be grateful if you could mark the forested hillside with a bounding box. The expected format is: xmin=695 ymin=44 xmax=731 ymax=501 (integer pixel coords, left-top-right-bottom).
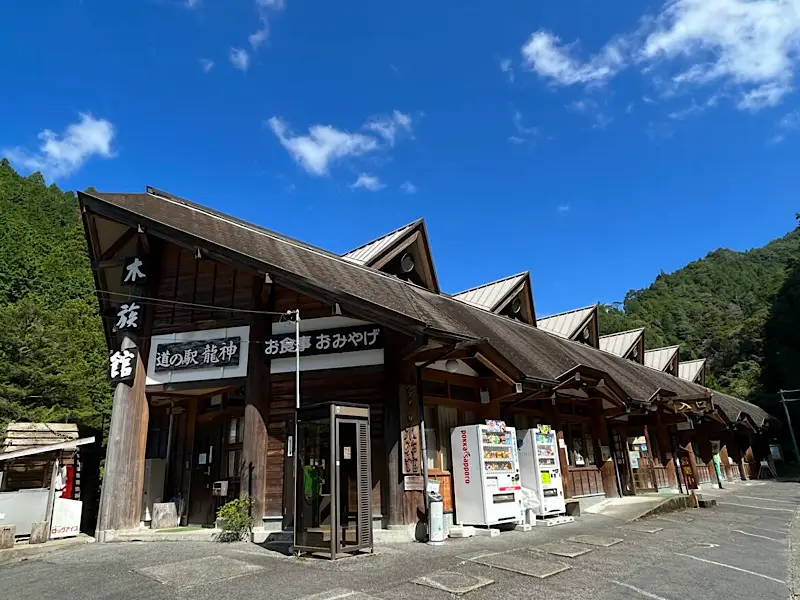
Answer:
xmin=0 ymin=160 xmax=111 ymax=432
xmin=599 ymin=221 xmax=800 ymax=406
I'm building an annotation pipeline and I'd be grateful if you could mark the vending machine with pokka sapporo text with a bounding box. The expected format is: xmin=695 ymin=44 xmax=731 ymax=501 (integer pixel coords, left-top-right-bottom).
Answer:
xmin=450 ymin=422 xmax=522 ymax=527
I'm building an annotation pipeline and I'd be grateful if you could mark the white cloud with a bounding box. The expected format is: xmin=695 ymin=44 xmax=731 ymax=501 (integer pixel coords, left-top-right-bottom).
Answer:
xmin=520 ymin=0 xmax=800 ymax=112
xmin=257 ymin=0 xmax=284 ymax=7
xmin=400 ymin=181 xmax=417 ymax=194
xmin=521 ymin=31 xmax=627 ymax=86
xmin=770 ymin=109 xmax=800 ymax=143
xmin=185 ymin=0 xmax=201 ymax=7
xmin=567 ymin=99 xmax=613 ymax=129
xmin=229 ymin=47 xmax=250 ymax=71
xmin=557 ymin=203 xmax=571 ymax=213
xmin=508 ymin=135 xmax=525 ymax=144
xmin=350 ymin=174 xmax=385 ymax=191
xmin=267 ymin=117 xmax=379 ymax=176
xmin=512 ymin=110 xmax=537 ymax=136
xmin=499 ymin=58 xmax=515 ymax=82
xmin=249 ymin=26 xmax=269 ymax=49
xmin=3 ymin=113 xmax=115 ymax=180
xmin=364 ymin=111 xmax=413 ymax=146
xmin=199 ymin=58 xmax=214 ymax=73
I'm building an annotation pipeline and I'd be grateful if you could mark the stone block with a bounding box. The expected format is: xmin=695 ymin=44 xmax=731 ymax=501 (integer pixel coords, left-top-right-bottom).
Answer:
xmin=29 ymin=521 xmax=48 ymax=544
xmin=0 ymin=525 xmax=15 ymax=549
xmin=151 ymin=503 xmax=180 ymax=530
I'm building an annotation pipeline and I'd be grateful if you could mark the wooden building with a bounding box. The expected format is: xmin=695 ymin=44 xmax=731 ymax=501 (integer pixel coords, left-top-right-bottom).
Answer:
xmin=79 ymin=186 xmax=776 ymax=542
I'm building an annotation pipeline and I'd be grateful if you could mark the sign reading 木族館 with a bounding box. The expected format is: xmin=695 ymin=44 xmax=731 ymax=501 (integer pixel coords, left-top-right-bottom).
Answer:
xmin=146 ymin=326 xmax=250 ymax=386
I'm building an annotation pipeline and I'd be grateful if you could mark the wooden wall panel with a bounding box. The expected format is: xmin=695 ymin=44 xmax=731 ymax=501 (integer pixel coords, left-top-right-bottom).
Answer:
xmin=265 ymin=366 xmax=386 ymax=518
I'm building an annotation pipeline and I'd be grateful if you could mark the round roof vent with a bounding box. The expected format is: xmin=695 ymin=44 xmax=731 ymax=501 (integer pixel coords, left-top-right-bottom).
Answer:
xmin=400 ymin=252 xmax=415 ymax=274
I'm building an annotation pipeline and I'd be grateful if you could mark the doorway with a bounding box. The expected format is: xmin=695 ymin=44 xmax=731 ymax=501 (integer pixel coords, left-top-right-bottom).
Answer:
xmin=627 ymin=435 xmax=657 ymax=493
xmin=188 ymin=419 xmax=224 ymax=525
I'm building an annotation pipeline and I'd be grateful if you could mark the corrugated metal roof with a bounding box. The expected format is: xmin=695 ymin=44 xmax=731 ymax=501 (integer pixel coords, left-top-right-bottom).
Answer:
xmin=452 ymin=273 xmax=527 ymax=312
xmin=537 ymin=305 xmax=596 ymax=340
xmin=644 ymin=346 xmax=680 ymax=372
xmin=599 ymin=328 xmax=644 ymax=358
xmin=342 ymin=220 xmax=418 ymax=265
xmin=679 ymin=358 xmax=706 ymax=383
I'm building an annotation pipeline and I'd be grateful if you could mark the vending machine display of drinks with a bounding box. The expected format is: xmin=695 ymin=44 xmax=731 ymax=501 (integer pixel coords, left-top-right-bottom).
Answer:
xmin=451 ymin=422 xmax=522 ymax=527
xmin=518 ymin=426 xmax=566 ymax=517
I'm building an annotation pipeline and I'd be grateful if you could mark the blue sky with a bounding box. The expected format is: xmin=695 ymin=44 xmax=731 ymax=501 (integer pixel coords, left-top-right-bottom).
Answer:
xmin=3 ymin=0 xmax=800 ymax=316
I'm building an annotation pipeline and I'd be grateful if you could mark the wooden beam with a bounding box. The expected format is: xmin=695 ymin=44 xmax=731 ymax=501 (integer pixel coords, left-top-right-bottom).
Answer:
xmin=475 ymin=352 xmax=516 ymax=386
xmin=100 ymin=227 xmax=136 ymax=260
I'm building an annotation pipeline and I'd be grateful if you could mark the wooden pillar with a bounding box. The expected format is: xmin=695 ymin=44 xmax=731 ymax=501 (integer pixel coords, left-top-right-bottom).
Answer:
xmin=243 ymin=282 xmax=269 ymax=524
xmin=96 ymin=335 xmax=149 ymax=541
xmin=383 ymin=333 xmax=408 ymax=527
xmin=594 ymin=399 xmax=618 ymax=498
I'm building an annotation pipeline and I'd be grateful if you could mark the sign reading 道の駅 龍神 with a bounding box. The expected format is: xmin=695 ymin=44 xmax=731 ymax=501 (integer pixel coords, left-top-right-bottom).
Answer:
xmin=154 ymin=337 xmax=241 ymax=372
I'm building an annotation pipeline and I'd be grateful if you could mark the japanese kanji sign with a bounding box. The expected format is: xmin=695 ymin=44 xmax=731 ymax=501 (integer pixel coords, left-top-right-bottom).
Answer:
xmin=263 ymin=324 xmax=383 ymax=360
xmin=114 ymin=302 xmax=141 ymax=331
xmin=154 ymin=336 xmax=241 ymax=372
xmin=109 ymin=347 xmax=138 ymax=384
xmin=122 ymin=256 xmax=148 ymax=286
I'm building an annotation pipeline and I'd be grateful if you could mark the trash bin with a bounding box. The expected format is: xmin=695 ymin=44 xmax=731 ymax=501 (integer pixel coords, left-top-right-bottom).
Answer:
xmin=428 ymin=491 xmax=444 ymax=544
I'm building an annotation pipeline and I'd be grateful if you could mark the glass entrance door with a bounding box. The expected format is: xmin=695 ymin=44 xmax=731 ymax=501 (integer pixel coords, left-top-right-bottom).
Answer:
xmin=628 ymin=435 xmax=657 ymax=493
xmin=294 ymin=418 xmax=332 ymax=553
xmin=335 ymin=418 xmax=371 ymax=554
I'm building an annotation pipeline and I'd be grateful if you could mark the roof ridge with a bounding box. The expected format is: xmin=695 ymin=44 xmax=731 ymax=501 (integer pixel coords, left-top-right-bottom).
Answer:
xmin=645 ymin=345 xmax=680 ymax=352
xmin=680 ymin=358 xmax=706 ymax=364
xmin=452 ymin=271 xmax=529 ymax=297
xmin=599 ymin=327 xmax=645 ymax=339
xmin=537 ymin=303 xmax=598 ymax=321
xmin=341 ymin=218 xmax=422 ymax=256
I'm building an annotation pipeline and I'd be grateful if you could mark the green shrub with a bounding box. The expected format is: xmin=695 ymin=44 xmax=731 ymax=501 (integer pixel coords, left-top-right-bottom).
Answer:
xmin=216 ymin=495 xmax=254 ymax=542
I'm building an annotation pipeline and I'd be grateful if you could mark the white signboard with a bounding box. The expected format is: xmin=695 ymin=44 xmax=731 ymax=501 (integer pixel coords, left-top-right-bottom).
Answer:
xmin=146 ymin=326 xmax=250 ymax=386
xmin=269 ymin=317 xmax=384 ymax=374
xmin=51 ymin=498 xmax=82 ymax=539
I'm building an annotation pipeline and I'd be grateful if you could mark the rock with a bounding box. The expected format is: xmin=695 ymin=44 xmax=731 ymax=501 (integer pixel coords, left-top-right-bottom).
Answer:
xmin=151 ymin=503 xmax=179 ymax=530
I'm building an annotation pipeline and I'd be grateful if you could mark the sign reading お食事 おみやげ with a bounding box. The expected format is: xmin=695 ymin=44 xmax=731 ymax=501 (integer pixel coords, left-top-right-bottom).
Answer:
xmin=263 ymin=324 xmax=382 ymax=359
xmin=154 ymin=337 xmax=241 ymax=372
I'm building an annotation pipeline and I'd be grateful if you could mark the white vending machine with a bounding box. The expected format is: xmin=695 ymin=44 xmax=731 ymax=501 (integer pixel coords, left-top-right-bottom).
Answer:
xmin=451 ymin=422 xmax=522 ymax=527
xmin=518 ymin=426 xmax=566 ymax=517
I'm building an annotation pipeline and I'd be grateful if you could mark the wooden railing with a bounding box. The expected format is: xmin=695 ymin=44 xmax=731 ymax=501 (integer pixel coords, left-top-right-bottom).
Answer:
xmin=696 ymin=464 xmax=713 ymax=484
xmin=653 ymin=465 xmax=672 ymax=489
xmin=568 ymin=466 xmax=604 ymax=497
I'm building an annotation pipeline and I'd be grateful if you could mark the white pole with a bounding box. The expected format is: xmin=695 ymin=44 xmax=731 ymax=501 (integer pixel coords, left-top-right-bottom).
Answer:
xmin=292 ymin=310 xmax=300 ymax=550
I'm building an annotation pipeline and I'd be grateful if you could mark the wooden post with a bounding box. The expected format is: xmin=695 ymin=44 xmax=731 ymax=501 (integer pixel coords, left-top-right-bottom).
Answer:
xmin=242 ymin=293 xmax=269 ymax=526
xmin=383 ymin=335 xmax=407 ymax=527
xmin=0 ymin=525 xmax=14 ymax=550
xmin=43 ymin=457 xmax=59 ymax=542
xmin=95 ymin=335 xmax=150 ymax=541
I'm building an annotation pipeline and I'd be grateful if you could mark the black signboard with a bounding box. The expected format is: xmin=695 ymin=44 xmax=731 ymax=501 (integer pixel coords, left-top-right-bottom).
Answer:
xmin=109 ymin=347 xmax=138 ymax=385
xmin=264 ymin=325 xmax=382 ymax=360
xmin=154 ymin=336 xmax=241 ymax=372
xmin=121 ymin=256 xmax=149 ymax=286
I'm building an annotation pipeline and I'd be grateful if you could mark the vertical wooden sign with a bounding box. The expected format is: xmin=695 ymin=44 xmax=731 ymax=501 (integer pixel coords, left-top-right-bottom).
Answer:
xmin=398 ymin=384 xmax=421 ymax=475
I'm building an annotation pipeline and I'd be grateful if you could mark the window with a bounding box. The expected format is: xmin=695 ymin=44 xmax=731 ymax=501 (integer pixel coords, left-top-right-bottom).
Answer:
xmin=564 ymin=423 xmax=596 ymax=467
xmin=228 ymin=417 xmax=244 ymax=444
xmin=424 ymin=404 xmax=479 ymax=472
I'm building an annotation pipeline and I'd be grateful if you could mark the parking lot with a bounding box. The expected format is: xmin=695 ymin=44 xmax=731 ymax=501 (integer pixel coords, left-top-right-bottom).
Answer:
xmin=1 ymin=480 xmax=797 ymax=600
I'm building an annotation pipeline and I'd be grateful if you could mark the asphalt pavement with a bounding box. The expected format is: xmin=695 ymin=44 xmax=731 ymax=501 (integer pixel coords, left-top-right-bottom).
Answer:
xmin=1 ymin=480 xmax=798 ymax=600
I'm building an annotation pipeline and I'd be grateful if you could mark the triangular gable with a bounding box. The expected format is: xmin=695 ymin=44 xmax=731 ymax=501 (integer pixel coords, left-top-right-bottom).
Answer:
xmin=342 ymin=219 xmax=439 ymax=293
xmin=644 ymin=345 xmax=680 ymax=375
xmin=537 ymin=304 xmax=599 ymax=347
xmin=679 ymin=358 xmax=706 ymax=385
xmin=599 ymin=328 xmax=645 ymax=363
xmin=452 ymin=272 xmax=536 ymax=325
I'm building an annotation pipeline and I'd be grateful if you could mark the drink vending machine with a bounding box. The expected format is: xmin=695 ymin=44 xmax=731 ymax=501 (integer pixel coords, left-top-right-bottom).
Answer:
xmin=451 ymin=422 xmax=522 ymax=527
xmin=518 ymin=426 xmax=566 ymax=517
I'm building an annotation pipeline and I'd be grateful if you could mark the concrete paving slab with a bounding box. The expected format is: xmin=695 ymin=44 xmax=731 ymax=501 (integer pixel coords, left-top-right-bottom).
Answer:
xmin=412 ymin=570 xmax=494 ymax=594
xmin=533 ymin=542 xmax=593 ymax=558
xmin=568 ymin=534 xmax=624 ymax=547
xmin=469 ymin=549 xmax=571 ymax=579
xmin=618 ymin=524 xmax=664 ymax=534
xmin=656 ymin=514 xmax=695 ymax=524
xmin=137 ymin=555 xmax=262 ymax=587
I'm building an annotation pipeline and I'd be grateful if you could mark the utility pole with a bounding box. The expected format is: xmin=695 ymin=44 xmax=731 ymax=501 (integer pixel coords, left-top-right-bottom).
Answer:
xmin=779 ymin=390 xmax=800 ymax=464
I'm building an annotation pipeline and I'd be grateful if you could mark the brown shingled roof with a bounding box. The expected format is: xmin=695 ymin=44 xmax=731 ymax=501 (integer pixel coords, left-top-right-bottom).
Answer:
xmin=80 ymin=188 xmax=774 ymax=430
